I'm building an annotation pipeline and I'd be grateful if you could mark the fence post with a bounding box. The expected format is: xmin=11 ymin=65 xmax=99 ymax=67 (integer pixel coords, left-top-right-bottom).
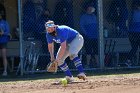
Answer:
xmin=98 ymin=0 xmax=104 ymax=69
xmin=18 ymin=0 xmax=24 ymax=76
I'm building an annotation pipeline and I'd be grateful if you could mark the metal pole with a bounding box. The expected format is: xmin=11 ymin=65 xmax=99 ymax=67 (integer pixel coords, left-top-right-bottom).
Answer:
xmin=18 ymin=0 xmax=24 ymax=75
xmin=98 ymin=0 xmax=104 ymax=69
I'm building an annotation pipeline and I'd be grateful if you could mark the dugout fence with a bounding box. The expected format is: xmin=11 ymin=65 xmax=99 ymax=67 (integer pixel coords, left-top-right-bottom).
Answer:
xmin=17 ymin=0 xmax=140 ymax=75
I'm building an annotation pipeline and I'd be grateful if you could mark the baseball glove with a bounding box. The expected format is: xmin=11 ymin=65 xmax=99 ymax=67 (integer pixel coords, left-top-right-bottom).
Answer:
xmin=47 ymin=60 xmax=58 ymax=73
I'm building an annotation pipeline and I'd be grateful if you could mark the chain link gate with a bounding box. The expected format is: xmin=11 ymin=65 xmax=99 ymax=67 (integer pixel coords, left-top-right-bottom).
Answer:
xmin=17 ymin=0 xmax=140 ymax=75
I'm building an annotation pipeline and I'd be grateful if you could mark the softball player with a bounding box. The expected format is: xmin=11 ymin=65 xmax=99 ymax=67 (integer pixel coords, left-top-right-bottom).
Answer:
xmin=45 ymin=20 xmax=86 ymax=82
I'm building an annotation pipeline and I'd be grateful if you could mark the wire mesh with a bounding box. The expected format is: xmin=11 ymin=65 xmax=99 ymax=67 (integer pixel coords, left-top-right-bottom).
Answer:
xmin=19 ymin=0 xmax=140 ymax=74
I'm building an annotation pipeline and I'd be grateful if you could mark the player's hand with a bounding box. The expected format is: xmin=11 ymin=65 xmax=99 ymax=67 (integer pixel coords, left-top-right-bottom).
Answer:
xmin=51 ymin=58 xmax=55 ymax=62
xmin=50 ymin=56 xmax=55 ymax=62
xmin=47 ymin=59 xmax=58 ymax=73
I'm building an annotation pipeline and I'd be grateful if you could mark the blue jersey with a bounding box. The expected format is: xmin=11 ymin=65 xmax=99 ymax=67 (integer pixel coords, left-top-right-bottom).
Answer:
xmin=46 ymin=25 xmax=78 ymax=44
xmin=80 ymin=13 xmax=98 ymax=39
xmin=0 ymin=20 xmax=10 ymax=43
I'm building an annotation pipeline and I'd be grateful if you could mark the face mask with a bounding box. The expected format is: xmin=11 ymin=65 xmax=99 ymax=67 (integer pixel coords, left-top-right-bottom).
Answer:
xmin=48 ymin=31 xmax=56 ymax=36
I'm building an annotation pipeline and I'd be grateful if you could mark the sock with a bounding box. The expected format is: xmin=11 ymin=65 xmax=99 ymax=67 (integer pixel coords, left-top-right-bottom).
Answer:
xmin=73 ymin=56 xmax=84 ymax=73
xmin=59 ymin=62 xmax=72 ymax=77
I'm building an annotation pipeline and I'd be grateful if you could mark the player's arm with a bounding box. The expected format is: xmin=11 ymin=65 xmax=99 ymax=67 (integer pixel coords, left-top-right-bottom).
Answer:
xmin=56 ymin=41 xmax=67 ymax=61
xmin=47 ymin=41 xmax=66 ymax=73
xmin=47 ymin=42 xmax=58 ymax=73
xmin=48 ymin=42 xmax=55 ymax=61
xmin=4 ymin=22 xmax=10 ymax=35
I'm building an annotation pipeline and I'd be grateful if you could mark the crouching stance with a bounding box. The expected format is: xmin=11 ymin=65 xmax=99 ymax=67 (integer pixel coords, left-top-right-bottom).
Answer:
xmin=45 ymin=20 xmax=86 ymax=82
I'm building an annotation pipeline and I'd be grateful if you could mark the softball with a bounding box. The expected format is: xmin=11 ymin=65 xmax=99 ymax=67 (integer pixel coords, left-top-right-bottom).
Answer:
xmin=61 ymin=78 xmax=68 ymax=86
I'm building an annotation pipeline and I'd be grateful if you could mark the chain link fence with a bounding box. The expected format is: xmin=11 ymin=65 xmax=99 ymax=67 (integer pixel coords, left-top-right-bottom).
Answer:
xmin=103 ymin=0 xmax=140 ymax=68
xmin=18 ymin=0 xmax=140 ymax=74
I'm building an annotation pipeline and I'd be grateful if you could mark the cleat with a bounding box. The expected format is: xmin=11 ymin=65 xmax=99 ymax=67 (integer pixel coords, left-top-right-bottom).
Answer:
xmin=51 ymin=76 xmax=87 ymax=85
xmin=77 ymin=73 xmax=87 ymax=80
xmin=65 ymin=76 xmax=74 ymax=83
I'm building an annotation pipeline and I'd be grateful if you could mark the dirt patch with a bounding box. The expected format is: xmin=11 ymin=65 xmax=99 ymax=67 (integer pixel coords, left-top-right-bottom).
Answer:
xmin=0 ymin=75 xmax=140 ymax=93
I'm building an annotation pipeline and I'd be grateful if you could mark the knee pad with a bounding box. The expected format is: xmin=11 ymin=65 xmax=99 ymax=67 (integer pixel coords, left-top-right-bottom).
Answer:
xmin=69 ymin=54 xmax=78 ymax=60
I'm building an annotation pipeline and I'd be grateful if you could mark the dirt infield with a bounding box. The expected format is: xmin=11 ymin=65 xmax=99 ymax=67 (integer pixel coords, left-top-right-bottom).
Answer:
xmin=0 ymin=73 xmax=140 ymax=93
